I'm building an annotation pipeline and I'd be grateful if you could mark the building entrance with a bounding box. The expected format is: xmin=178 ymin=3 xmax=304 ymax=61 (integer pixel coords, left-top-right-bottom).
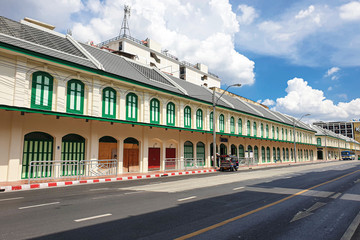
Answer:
xmin=148 ymin=148 xmax=160 ymax=170
xmin=123 ymin=137 xmax=139 ymax=172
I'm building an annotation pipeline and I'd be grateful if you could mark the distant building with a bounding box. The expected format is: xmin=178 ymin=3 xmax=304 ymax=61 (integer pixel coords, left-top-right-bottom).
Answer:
xmin=313 ymin=120 xmax=360 ymax=142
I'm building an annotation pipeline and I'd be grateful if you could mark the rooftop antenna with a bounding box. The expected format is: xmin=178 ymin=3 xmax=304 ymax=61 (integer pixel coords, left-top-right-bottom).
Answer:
xmin=119 ymin=5 xmax=131 ymax=37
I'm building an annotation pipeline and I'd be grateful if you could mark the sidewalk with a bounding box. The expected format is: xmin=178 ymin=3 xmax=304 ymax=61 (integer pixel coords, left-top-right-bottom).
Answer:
xmin=0 ymin=159 xmax=340 ymax=193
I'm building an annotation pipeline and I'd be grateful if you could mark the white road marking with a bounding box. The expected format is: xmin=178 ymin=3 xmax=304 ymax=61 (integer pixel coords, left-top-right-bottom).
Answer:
xmin=19 ymin=202 xmax=59 ymax=209
xmin=340 ymin=210 xmax=360 ymax=240
xmin=233 ymin=187 xmax=245 ymax=190
xmin=0 ymin=197 xmax=24 ymax=202
xmin=124 ymin=191 xmax=144 ymax=195
xmin=74 ymin=213 xmax=112 ymax=222
xmin=177 ymin=196 xmax=197 ymax=202
xmin=330 ymin=192 xmax=342 ymax=199
xmin=89 ymin=188 xmax=110 ymax=191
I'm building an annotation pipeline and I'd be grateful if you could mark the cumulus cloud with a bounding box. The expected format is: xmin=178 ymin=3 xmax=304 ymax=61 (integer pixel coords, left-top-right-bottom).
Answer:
xmin=234 ymin=3 xmax=360 ymax=67
xmin=258 ymin=99 xmax=275 ymax=106
xmin=325 ymin=67 xmax=340 ymax=77
xmin=237 ymin=5 xmax=258 ymax=25
xmin=70 ymin=0 xmax=255 ymax=86
xmin=272 ymin=77 xmax=360 ymax=121
xmin=339 ymin=1 xmax=360 ymax=21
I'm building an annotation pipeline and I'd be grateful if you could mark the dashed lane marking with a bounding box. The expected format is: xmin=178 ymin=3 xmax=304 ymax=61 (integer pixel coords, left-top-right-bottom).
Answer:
xmin=0 ymin=197 xmax=24 ymax=202
xmin=19 ymin=202 xmax=59 ymax=210
xmin=177 ymin=196 xmax=197 ymax=202
xmin=74 ymin=213 xmax=112 ymax=222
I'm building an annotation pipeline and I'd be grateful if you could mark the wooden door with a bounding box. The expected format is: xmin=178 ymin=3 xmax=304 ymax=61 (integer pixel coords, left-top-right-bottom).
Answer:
xmin=123 ymin=144 xmax=139 ymax=172
xmin=148 ymin=148 xmax=160 ymax=170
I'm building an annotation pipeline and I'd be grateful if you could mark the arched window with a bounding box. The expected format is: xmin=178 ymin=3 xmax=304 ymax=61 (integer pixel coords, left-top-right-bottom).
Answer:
xmin=210 ymin=112 xmax=213 ymax=131
xmin=219 ymin=114 xmax=225 ymax=133
xmin=283 ymin=148 xmax=285 ymax=161
xmin=266 ymin=124 xmax=269 ymax=138
xmin=126 ymin=93 xmax=138 ymax=121
xmin=254 ymin=146 xmax=259 ymax=162
xmin=67 ymin=79 xmax=84 ymax=114
xmin=290 ymin=130 xmax=292 ymax=141
xmin=285 ymin=129 xmax=288 ymax=141
xmin=150 ymin=98 xmax=160 ymax=124
xmin=102 ymin=87 xmax=116 ymax=118
xmin=248 ymin=145 xmax=253 ymax=158
xmin=167 ymin=102 xmax=175 ymax=126
xmin=196 ymin=142 xmax=205 ymax=166
xmin=266 ymin=147 xmax=270 ymax=162
xmin=317 ymin=137 xmax=321 ymax=146
xmin=276 ymin=127 xmax=279 ymax=140
xmin=272 ymin=126 xmax=275 ymax=139
xmin=239 ymin=145 xmax=245 ymax=158
xmin=261 ymin=123 xmax=264 ymax=138
xmin=31 ymin=71 xmax=53 ymax=110
xmin=238 ymin=118 xmax=242 ymax=135
xmin=282 ymin=128 xmax=284 ymax=140
xmin=277 ymin=147 xmax=280 ymax=160
xmin=196 ymin=109 xmax=203 ymax=130
xmin=184 ymin=106 xmax=191 ymax=128
xmin=184 ymin=141 xmax=193 ymax=159
xmin=261 ymin=146 xmax=265 ymax=163
xmin=230 ymin=117 xmax=235 ymax=134
xmin=220 ymin=143 xmax=227 ymax=155
xmin=291 ymin=149 xmax=293 ymax=160
xmin=273 ymin=147 xmax=276 ymax=161
xmin=286 ymin=148 xmax=289 ymax=161
xmin=231 ymin=144 xmax=237 ymax=156
xmin=22 ymin=132 xmax=54 ymax=179
xmin=247 ymin=120 xmax=251 ymax=136
xmin=253 ymin=122 xmax=257 ymax=137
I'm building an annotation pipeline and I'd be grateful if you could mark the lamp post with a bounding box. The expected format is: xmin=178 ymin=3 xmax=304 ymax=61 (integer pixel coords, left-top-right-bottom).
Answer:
xmin=293 ymin=113 xmax=310 ymax=163
xmin=212 ymin=84 xmax=241 ymax=168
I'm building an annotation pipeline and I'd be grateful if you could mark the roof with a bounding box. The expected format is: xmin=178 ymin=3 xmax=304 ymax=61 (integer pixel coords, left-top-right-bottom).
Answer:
xmin=0 ymin=16 xmax=315 ymax=131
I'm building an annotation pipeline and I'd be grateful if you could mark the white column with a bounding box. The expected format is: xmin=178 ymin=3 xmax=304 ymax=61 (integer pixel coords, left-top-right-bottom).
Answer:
xmin=7 ymin=112 xmax=24 ymax=181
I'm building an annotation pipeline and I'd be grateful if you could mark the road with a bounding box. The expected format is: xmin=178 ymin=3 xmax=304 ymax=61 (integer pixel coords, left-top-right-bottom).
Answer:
xmin=1 ymin=161 xmax=360 ymax=240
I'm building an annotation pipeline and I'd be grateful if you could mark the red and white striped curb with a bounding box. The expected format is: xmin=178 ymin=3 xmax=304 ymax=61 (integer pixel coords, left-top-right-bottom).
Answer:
xmin=0 ymin=169 xmax=216 ymax=192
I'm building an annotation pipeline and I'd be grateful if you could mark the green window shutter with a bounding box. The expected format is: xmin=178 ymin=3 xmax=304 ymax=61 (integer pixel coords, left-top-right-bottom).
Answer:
xmin=66 ymin=79 xmax=84 ymax=114
xmin=276 ymin=127 xmax=279 ymax=140
xmin=272 ymin=126 xmax=275 ymax=139
xmin=261 ymin=123 xmax=264 ymax=138
xmin=282 ymin=128 xmax=284 ymax=140
xmin=238 ymin=118 xmax=242 ymax=135
xmin=266 ymin=147 xmax=270 ymax=162
xmin=184 ymin=141 xmax=193 ymax=159
xmin=31 ymin=71 xmax=53 ymax=110
xmin=254 ymin=146 xmax=258 ymax=161
xmin=126 ymin=93 xmax=138 ymax=121
xmin=266 ymin=125 xmax=269 ymax=138
xmin=196 ymin=142 xmax=205 ymax=165
xmin=253 ymin=122 xmax=257 ymax=137
xmin=210 ymin=112 xmax=213 ymax=131
xmin=239 ymin=145 xmax=244 ymax=158
xmin=196 ymin=109 xmax=203 ymax=129
xmin=184 ymin=106 xmax=191 ymax=128
xmin=230 ymin=117 xmax=235 ymax=134
xmin=247 ymin=120 xmax=251 ymax=136
xmin=261 ymin=146 xmax=265 ymax=163
xmin=219 ymin=114 xmax=224 ymax=133
xmin=102 ymin=87 xmax=116 ymax=118
xmin=273 ymin=147 xmax=276 ymax=160
xmin=285 ymin=129 xmax=288 ymax=141
xmin=150 ymin=98 xmax=160 ymax=124
xmin=167 ymin=102 xmax=175 ymax=126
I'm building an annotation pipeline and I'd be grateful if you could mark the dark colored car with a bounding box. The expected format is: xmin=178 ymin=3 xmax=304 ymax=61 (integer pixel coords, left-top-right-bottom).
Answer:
xmin=219 ymin=155 xmax=239 ymax=171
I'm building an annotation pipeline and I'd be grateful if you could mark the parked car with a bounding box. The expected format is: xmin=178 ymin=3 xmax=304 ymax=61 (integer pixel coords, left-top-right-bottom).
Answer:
xmin=219 ymin=155 xmax=239 ymax=171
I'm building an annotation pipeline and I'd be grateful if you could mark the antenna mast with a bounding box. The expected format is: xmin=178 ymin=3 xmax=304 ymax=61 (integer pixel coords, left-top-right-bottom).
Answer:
xmin=119 ymin=5 xmax=131 ymax=37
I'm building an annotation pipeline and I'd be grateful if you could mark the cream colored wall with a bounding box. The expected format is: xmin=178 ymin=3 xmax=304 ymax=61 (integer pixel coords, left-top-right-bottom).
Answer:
xmin=0 ymin=110 xmax=12 ymax=181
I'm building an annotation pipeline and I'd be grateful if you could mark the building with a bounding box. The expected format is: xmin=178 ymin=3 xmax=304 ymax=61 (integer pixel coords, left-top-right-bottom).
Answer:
xmin=0 ymin=16 xmax=359 ymax=183
xmin=313 ymin=121 xmax=358 ymax=140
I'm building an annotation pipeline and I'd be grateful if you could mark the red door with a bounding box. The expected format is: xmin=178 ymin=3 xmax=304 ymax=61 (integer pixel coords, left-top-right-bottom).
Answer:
xmin=148 ymin=148 xmax=160 ymax=170
xmin=166 ymin=148 xmax=176 ymax=168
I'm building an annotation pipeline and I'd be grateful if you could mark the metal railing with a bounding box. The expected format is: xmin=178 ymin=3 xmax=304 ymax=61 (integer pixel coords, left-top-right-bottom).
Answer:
xmin=28 ymin=159 xmax=118 ymax=184
xmin=97 ymin=34 xmax=146 ymax=47
xmin=164 ymin=158 xmax=205 ymax=172
xmin=238 ymin=157 xmax=257 ymax=167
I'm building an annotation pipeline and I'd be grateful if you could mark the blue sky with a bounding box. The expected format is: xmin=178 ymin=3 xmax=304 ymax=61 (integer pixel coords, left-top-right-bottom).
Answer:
xmin=1 ymin=0 xmax=360 ymax=122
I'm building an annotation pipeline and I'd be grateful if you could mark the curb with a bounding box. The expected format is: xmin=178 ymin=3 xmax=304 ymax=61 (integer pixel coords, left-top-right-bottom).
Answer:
xmin=0 ymin=169 xmax=216 ymax=192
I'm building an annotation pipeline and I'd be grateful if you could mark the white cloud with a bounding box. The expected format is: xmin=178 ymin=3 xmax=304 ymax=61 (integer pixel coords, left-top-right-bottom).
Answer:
xmin=339 ymin=1 xmax=360 ymax=21
xmin=272 ymin=77 xmax=360 ymax=121
xmin=71 ymin=0 xmax=255 ymax=86
xmin=259 ymin=99 xmax=275 ymax=106
xmin=327 ymin=86 xmax=333 ymax=91
xmin=237 ymin=5 xmax=258 ymax=25
xmin=325 ymin=67 xmax=340 ymax=77
xmin=295 ymin=5 xmax=315 ymax=19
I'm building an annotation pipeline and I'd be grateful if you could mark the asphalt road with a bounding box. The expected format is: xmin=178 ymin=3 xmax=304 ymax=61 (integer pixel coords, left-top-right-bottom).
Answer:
xmin=1 ymin=161 xmax=360 ymax=240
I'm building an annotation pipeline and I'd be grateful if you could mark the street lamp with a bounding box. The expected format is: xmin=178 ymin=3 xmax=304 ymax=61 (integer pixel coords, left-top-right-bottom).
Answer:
xmin=212 ymin=84 xmax=241 ymax=168
xmin=293 ymin=113 xmax=310 ymax=163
